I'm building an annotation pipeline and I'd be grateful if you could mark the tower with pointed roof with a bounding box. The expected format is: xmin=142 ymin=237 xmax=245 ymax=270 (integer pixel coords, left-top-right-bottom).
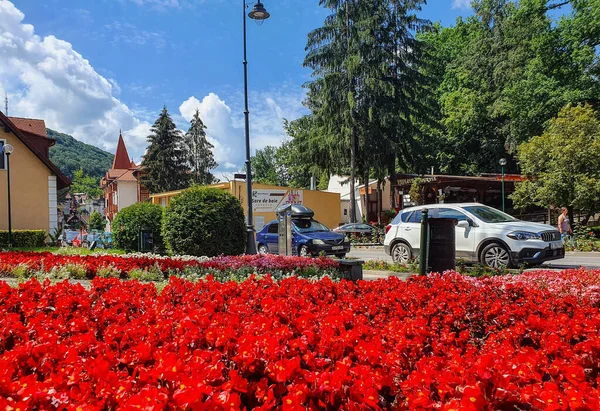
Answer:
xmin=100 ymin=131 xmax=149 ymax=226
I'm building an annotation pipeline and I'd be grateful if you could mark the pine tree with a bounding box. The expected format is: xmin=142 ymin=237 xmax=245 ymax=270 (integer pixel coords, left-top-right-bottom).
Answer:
xmin=141 ymin=106 xmax=191 ymax=193
xmin=89 ymin=211 xmax=106 ymax=231
xmin=304 ymin=0 xmax=432 ymax=219
xmin=185 ymin=110 xmax=218 ymax=185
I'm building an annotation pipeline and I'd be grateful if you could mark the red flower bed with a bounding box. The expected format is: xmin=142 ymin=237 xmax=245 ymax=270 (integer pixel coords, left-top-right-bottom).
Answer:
xmin=0 ymin=270 xmax=599 ymax=410
xmin=0 ymin=252 xmax=339 ymax=278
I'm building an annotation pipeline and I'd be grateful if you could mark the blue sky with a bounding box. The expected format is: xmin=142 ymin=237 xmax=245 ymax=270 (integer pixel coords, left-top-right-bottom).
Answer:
xmin=0 ymin=0 xmax=472 ymax=177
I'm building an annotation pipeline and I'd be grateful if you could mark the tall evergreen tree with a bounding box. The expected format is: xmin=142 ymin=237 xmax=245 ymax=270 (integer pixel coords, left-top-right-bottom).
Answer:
xmin=185 ymin=110 xmax=218 ymax=185
xmin=141 ymin=106 xmax=190 ymax=194
xmin=304 ymin=0 xmax=432 ymax=219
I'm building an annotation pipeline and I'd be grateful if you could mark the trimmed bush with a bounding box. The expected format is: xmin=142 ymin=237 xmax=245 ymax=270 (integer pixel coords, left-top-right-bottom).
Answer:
xmin=0 ymin=230 xmax=47 ymax=248
xmin=163 ymin=187 xmax=246 ymax=256
xmin=112 ymin=202 xmax=164 ymax=252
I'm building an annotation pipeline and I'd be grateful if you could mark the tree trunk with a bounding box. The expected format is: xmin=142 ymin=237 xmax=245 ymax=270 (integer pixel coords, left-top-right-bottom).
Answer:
xmin=349 ymin=137 xmax=357 ymax=223
xmin=389 ymin=158 xmax=396 ymax=209
xmin=346 ymin=0 xmax=357 ymax=224
xmin=377 ymin=179 xmax=382 ymax=225
xmin=364 ymin=169 xmax=370 ymax=223
xmin=568 ymin=206 xmax=575 ymax=230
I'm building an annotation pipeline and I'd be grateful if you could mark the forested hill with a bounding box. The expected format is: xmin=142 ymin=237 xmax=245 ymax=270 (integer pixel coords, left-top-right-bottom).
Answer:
xmin=47 ymin=128 xmax=114 ymax=180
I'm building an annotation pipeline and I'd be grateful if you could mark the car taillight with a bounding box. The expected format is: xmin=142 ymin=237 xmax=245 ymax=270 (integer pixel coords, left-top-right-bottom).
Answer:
xmin=385 ymin=224 xmax=391 ymax=234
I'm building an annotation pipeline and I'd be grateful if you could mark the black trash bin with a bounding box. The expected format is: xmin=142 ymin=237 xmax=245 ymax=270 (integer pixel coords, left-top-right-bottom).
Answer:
xmin=427 ymin=218 xmax=456 ymax=273
xmin=139 ymin=229 xmax=154 ymax=253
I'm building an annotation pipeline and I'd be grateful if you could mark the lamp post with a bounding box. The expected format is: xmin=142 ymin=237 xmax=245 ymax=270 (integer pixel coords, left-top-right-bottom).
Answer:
xmin=243 ymin=0 xmax=270 ymax=255
xmin=499 ymin=158 xmax=507 ymax=212
xmin=2 ymin=144 xmax=13 ymax=248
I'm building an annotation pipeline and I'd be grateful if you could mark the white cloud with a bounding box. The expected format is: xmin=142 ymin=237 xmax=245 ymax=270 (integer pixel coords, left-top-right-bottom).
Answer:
xmin=0 ymin=0 xmax=151 ymax=160
xmin=123 ymin=0 xmax=200 ymax=11
xmin=451 ymin=0 xmax=471 ymax=9
xmin=0 ymin=0 xmax=306 ymax=181
xmin=102 ymin=21 xmax=167 ymax=49
xmin=126 ymin=0 xmax=180 ymax=7
xmin=179 ymin=87 xmax=306 ymax=177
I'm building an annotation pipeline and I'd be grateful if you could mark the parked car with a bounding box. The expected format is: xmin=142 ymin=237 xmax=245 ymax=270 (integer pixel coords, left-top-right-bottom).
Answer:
xmin=333 ymin=223 xmax=376 ymax=235
xmin=62 ymin=230 xmax=80 ymax=246
xmin=384 ymin=203 xmax=565 ymax=268
xmin=257 ymin=218 xmax=351 ymax=258
xmin=71 ymin=233 xmax=85 ymax=248
xmin=87 ymin=232 xmax=113 ymax=249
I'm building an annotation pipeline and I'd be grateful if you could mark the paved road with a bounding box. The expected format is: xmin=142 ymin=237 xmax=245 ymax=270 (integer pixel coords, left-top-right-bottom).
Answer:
xmin=348 ymin=247 xmax=600 ymax=269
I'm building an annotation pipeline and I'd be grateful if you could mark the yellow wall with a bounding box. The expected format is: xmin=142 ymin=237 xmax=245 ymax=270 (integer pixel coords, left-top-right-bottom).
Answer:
xmin=151 ymin=182 xmax=342 ymax=230
xmin=0 ymin=128 xmax=52 ymax=231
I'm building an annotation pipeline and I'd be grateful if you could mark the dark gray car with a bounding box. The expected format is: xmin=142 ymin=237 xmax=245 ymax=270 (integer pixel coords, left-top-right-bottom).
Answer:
xmin=333 ymin=223 xmax=375 ymax=235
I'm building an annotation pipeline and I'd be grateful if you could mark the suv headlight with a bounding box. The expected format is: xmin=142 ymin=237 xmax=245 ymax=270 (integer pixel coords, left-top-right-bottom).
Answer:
xmin=312 ymin=239 xmax=325 ymax=245
xmin=507 ymin=231 xmax=540 ymax=240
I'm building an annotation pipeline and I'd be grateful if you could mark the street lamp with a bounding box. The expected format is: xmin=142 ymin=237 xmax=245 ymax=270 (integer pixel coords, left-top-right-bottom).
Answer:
xmin=499 ymin=158 xmax=507 ymax=212
xmin=243 ymin=0 xmax=270 ymax=255
xmin=2 ymin=144 xmax=13 ymax=248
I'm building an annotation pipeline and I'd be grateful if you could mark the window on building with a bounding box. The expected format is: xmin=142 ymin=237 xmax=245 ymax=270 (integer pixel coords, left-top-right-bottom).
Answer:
xmin=344 ymin=209 xmax=348 ymax=216
xmin=159 ymin=197 xmax=167 ymax=207
xmin=0 ymin=140 xmax=5 ymax=170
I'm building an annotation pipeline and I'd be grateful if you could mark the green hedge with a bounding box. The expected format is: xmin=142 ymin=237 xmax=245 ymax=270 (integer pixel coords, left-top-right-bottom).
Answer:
xmin=163 ymin=187 xmax=246 ymax=257
xmin=0 ymin=230 xmax=47 ymax=248
xmin=112 ymin=202 xmax=164 ymax=252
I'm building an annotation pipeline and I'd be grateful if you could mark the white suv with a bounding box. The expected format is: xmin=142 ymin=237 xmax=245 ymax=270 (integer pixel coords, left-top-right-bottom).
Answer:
xmin=384 ymin=203 xmax=565 ymax=268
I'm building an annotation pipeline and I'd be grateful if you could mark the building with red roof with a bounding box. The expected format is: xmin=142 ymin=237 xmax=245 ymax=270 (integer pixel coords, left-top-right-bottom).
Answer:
xmin=100 ymin=132 xmax=148 ymax=225
xmin=0 ymin=112 xmax=71 ymax=235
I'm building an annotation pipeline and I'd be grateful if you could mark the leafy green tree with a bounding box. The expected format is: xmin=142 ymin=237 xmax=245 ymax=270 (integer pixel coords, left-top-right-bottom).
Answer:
xmin=423 ymin=0 xmax=599 ymax=174
xmin=185 ymin=109 xmax=218 ymax=185
xmin=71 ymin=169 xmax=102 ymax=199
xmin=247 ymin=146 xmax=288 ymax=186
xmin=88 ymin=211 xmax=106 ymax=231
xmin=511 ymin=104 xmax=600 ymax=224
xmin=244 ymin=146 xmax=288 ymax=186
xmin=283 ymin=116 xmax=333 ymax=189
xmin=141 ymin=106 xmax=191 ymax=194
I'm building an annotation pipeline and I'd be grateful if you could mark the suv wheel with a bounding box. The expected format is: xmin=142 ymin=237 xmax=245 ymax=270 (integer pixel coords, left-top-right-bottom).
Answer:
xmin=392 ymin=243 xmax=411 ymax=264
xmin=480 ymin=243 xmax=511 ymax=269
xmin=257 ymin=244 xmax=269 ymax=255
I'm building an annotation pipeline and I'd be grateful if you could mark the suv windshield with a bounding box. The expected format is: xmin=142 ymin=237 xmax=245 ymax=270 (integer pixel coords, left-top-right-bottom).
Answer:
xmin=462 ymin=205 xmax=517 ymax=223
xmin=293 ymin=219 xmax=329 ymax=233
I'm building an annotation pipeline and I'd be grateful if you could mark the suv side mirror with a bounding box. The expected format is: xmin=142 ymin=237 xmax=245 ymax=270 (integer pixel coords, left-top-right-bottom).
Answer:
xmin=457 ymin=220 xmax=470 ymax=229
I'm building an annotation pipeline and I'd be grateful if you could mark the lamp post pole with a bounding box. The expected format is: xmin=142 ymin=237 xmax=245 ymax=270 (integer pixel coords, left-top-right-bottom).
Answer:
xmin=500 ymin=158 xmax=507 ymax=212
xmin=3 ymin=144 xmax=14 ymax=248
xmin=243 ymin=1 xmax=270 ymax=255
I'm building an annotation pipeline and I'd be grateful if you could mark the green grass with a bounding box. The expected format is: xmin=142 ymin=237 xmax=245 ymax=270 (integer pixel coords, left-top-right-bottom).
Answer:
xmin=7 ymin=247 xmax=126 ymax=255
xmin=365 ymin=259 xmax=524 ymax=277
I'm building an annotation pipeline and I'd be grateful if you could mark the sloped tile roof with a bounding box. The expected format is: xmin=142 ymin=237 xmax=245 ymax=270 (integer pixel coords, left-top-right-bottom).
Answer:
xmin=8 ymin=117 xmax=47 ymax=138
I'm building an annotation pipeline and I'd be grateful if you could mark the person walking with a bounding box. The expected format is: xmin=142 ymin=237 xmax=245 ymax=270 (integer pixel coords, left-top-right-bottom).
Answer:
xmin=558 ymin=207 xmax=573 ymax=246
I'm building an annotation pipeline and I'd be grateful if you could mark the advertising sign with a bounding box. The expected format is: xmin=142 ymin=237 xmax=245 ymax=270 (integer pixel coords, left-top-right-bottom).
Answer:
xmin=252 ymin=189 xmax=303 ymax=212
